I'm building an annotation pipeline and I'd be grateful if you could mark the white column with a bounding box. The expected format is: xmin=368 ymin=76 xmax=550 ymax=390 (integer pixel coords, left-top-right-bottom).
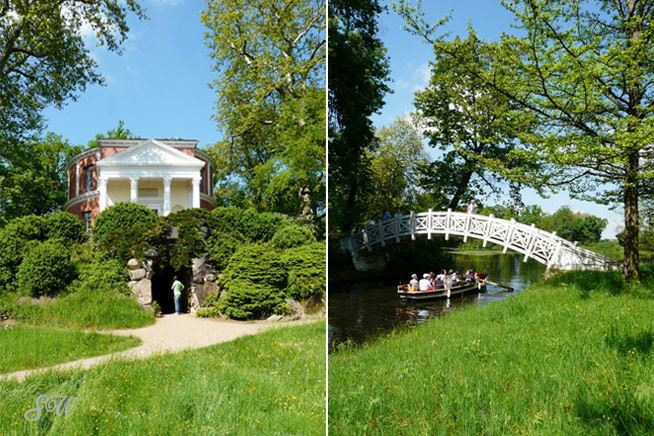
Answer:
xmin=99 ymin=177 xmax=108 ymax=212
xmin=187 ymin=181 xmax=193 ymax=209
xmin=192 ymin=177 xmax=201 ymax=208
xmin=163 ymin=176 xmax=172 ymax=216
xmin=129 ymin=177 xmax=138 ymax=203
xmin=75 ymin=163 xmax=80 ymax=197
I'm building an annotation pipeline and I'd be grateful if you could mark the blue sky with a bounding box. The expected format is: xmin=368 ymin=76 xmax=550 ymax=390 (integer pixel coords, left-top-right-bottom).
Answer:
xmin=43 ymin=0 xmax=220 ymax=149
xmin=372 ymin=0 xmax=622 ymax=238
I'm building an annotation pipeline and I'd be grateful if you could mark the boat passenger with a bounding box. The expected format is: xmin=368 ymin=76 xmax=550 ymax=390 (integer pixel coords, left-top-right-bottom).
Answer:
xmin=450 ymin=270 xmax=460 ymax=287
xmin=409 ymin=274 xmax=419 ymax=287
xmin=477 ymin=267 xmax=489 ymax=280
xmin=463 ymin=270 xmax=474 ymax=283
xmin=434 ymin=276 xmax=444 ymax=289
xmin=438 ymin=269 xmax=447 ymax=282
xmin=419 ymin=273 xmax=431 ymax=291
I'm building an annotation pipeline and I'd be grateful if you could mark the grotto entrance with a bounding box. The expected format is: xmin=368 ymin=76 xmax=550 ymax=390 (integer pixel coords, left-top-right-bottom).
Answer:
xmin=151 ymin=264 xmax=192 ymax=314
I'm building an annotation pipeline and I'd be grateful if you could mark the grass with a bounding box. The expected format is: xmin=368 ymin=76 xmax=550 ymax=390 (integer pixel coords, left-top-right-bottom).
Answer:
xmin=0 ymin=285 xmax=154 ymax=330
xmin=0 ymin=321 xmax=325 ymax=436
xmin=329 ymin=268 xmax=654 ymax=436
xmin=0 ymin=325 xmax=140 ymax=373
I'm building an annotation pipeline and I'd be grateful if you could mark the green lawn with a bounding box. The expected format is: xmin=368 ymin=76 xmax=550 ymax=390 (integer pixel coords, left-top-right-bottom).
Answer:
xmin=330 ymin=270 xmax=654 ymax=436
xmin=0 ymin=321 xmax=326 ymax=436
xmin=0 ymin=286 xmax=154 ymax=330
xmin=0 ymin=325 xmax=141 ymax=374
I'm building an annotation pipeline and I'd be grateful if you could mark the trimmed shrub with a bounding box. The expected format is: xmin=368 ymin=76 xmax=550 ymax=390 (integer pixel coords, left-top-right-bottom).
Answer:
xmin=159 ymin=208 xmax=216 ymax=270
xmin=218 ymin=280 xmax=286 ymax=320
xmin=222 ymin=244 xmax=287 ymax=290
xmin=17 ymin=241 xmax=78 ymax=297
xmin=207 ymin=231 xmax=246 ymax=272
xmin=283 ymin=242 xmax=325 ymax=300
xmin=272 ymin=225 xmax=316 ymax=249
xmin=93 ymin=202 xmax=158 ymax=262
xmin=218 ymin=244 xmax=288 ymax=319
xmin=210 ymin=206 xmax=289 ymax=242
xmin=0 ymin=215 xmax=47 ymax=289
xmin=45 ymin=212 xmax=86 ymax=246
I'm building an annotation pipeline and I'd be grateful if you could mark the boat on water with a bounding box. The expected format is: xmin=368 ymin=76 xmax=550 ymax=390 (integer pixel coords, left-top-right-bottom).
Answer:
xmin=397 ymin=280 xmax=487 ymax=301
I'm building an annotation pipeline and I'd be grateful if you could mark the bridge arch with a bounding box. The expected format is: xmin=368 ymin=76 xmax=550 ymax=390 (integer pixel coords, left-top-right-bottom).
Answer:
xmin=340 ymin=210 xmax=620 ymax=272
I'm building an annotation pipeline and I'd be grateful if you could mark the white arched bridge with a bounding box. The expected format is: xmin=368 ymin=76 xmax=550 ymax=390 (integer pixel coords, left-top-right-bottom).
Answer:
xmin=340 ymin=210 xmax=621 ymax=272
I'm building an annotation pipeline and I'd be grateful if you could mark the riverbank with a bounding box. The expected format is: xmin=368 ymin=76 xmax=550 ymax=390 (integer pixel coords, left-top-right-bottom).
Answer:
xmin=329 ymin=269 xmax=654 ymax=435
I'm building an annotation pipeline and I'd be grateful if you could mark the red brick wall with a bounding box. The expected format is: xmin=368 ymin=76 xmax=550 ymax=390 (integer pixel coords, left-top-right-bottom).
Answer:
xmin=179 ymin=148 xmax=194 ymax=156
xmin=77 ymin=155 xmax=98 ymax=194
xmin=68 ymin=167 xmax=77 ymax=200
xmin=66 ymin=196 xmax=100 ymax=223
xmin=200 ymin=199 xmax=215 ymax=211
xmin=101 ymin=146 xmax=128 ymax=158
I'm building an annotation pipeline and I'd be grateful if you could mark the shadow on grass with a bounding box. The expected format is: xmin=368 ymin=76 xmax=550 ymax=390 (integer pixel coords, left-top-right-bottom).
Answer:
xmin=605 ymin=326 xmax=654 ymax=355
xmin=575 ymin=383 xmax=654 ymax=436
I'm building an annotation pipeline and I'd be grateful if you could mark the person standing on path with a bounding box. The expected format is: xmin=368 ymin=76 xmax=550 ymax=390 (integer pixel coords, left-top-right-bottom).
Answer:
xmin=466 ymin=200 xmax=476 ymax=214
xmin=171 ymin=276 xmax=184 ymax=315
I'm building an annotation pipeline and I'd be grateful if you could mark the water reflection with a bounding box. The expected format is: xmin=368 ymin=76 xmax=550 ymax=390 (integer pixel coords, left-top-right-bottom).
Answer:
xmin=328 ymin=252 xmax=545 ymax=349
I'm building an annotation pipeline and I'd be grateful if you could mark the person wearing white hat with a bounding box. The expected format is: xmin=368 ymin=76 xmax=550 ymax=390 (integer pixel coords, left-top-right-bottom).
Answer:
xmin=418 ymin=273 xmax=431 ymax=291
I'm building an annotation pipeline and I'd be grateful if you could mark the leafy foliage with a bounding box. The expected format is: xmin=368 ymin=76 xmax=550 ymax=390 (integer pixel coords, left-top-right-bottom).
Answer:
xmin=201 ymin=0 xmax=325 ymax=221
xmin=45 ymin=212 xmax=86 ymax=247
xmin=0 ymin=133 xmax=81 ymax=223
xmin=207 ymin=232 xmax=245 ymax=272
xmin=0 ymin=0 xmax=145 ymax=148
xmin=328 ymin=0 xmax=391 ymax=234
xmin=218 ymin=244 xmax=287 ymax=319
xmin=272 ymin=225 xmax=316 ymax=249
xmin=0 ymin=215 xmax=46 ymax=289
xmin=283 ymin=242 xmax=325 ymax=300
xmin=210 ymin=207 xmax=289 ymax=243
xmin=155 ymin=208 xmax=215 ymax=270
xmin=17 ymin=240 xmax=77 ymax=297
xmin=74 ymin=244 xmax=129 ymax=295
xmin=93 ymin=202 xmax=158 ymax=262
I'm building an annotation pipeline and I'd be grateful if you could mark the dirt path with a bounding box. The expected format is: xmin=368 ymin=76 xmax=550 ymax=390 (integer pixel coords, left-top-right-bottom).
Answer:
xmin=1 ymin=314 xmax=319 ymax=383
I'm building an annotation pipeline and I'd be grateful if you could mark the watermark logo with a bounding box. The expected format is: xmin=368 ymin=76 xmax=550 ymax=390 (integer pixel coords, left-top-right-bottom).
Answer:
xmin=24 ymin=394 xmax=78 ymax=421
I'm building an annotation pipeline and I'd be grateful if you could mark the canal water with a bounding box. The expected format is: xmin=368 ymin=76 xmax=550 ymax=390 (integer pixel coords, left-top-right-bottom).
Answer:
xmin=328 ymin=252 xmax=546 ymax=349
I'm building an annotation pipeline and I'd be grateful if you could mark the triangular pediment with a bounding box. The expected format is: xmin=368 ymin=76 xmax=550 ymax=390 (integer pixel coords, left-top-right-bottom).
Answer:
xmin=97 ymin=139 xmax=205 ymax=168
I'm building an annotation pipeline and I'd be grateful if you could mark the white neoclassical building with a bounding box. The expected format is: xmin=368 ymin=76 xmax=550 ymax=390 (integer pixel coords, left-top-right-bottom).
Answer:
xmin=65 ymin=138 xmax=217 ymax=229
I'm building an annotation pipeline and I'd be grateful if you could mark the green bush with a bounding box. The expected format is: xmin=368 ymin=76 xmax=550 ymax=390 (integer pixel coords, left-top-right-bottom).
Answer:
xmin=218 ymin=280 xmax=286 ymax=320
xmin=207 ymin=232 xmax=245 ymax=272
xmin=74 ymin=244 xmax=129 ymax=294
xmin=283 ymin=242 xmax=325 ymax=300
xmin=158 ymin=208 xmax=215 ymax=270
xmin=272 ymin=225 xmax=316 ymax=249
xmin=45 ymin=212 xmax=86 ymax=246
xmin=218 ymin=244 xmax=288 ymax=319
xmin=210 ymin=206 xmax=289 ymax=242
xmin=93 ymin=202 xmax=158 ymax=262
xmin=17 ymin=240 xmax=78 ymax=297
xmin=0 ymin=215 xmax=46 ymax=289
xmin=222 ymin=244 xmax=287 ymax=290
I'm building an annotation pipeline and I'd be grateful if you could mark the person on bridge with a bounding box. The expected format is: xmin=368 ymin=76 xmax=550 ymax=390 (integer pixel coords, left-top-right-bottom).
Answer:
xmin=419 ymin=273 xmax=431 ymax=291
xmin=382 ymin=211 xmax=392 ymax=220
xmin=466 ymin=200 xmax=477 ymax=214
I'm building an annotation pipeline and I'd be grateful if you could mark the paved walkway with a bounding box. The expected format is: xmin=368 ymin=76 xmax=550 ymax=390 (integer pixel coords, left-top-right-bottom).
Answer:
xmin=1 ymin=314 xmax=318 ymax=382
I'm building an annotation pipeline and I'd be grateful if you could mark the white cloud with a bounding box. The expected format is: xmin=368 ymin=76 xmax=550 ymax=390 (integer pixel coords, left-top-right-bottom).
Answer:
xmin=396 ymin=80 xmax=410 ymax=90
xmin=411 ymin=63 xmax=431 ymax=92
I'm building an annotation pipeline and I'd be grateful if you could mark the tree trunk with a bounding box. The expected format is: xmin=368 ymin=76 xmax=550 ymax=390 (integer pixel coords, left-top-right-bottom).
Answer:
xmin=448 ymin=169 xmax=474 ymax=211
xmin=622 ymin=151 xmax=640 ymax=281
xmin=299 ymin=185 xmax=312 ymax=218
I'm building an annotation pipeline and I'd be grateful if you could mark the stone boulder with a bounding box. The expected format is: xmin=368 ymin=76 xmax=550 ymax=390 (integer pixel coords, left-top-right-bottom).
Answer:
xmin=129 ymin=268 xmax=147 ymax=281
xmin=305 ymin=294 xmax=324 ymax=310
xmin=144 ymin=248 xmax=159 ymax=259
xmin=266 ymin=314 xmax=284 ymax=322
xmin=204 ymin=273 xmax=216 ymax=283
xmin=127 ymin=259 xmax=141 ymax=270
xmin=192 ymin=254 xmax=213 ymax=284
xmin=131 ymin=279 xmax=152 ymax=305
xmin=193 ymin=282 xmax=218 ymax=307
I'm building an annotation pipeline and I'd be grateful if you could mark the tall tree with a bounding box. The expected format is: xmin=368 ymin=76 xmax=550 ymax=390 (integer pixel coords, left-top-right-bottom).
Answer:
xmin=202 ymin=0 xmax=325 ymax=222
xmin=396 ymin=0 xmax=654 ymax=281
xmin=0 ymin=133 xmax=81 ymax=223
xmin=0 ymin=0 xmax=145 ymax=151
xmin=365 ymin=116 xmax=428 ymax=218
xmin=414 ymin=34 xmax=532 ymax=211
xmin=328 ymin=0 xmax=391 ymax=234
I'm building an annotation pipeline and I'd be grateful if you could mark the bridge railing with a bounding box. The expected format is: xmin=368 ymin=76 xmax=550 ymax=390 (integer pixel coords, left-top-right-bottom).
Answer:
xmin=341 ymin=210 xmax=621 ymax=271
